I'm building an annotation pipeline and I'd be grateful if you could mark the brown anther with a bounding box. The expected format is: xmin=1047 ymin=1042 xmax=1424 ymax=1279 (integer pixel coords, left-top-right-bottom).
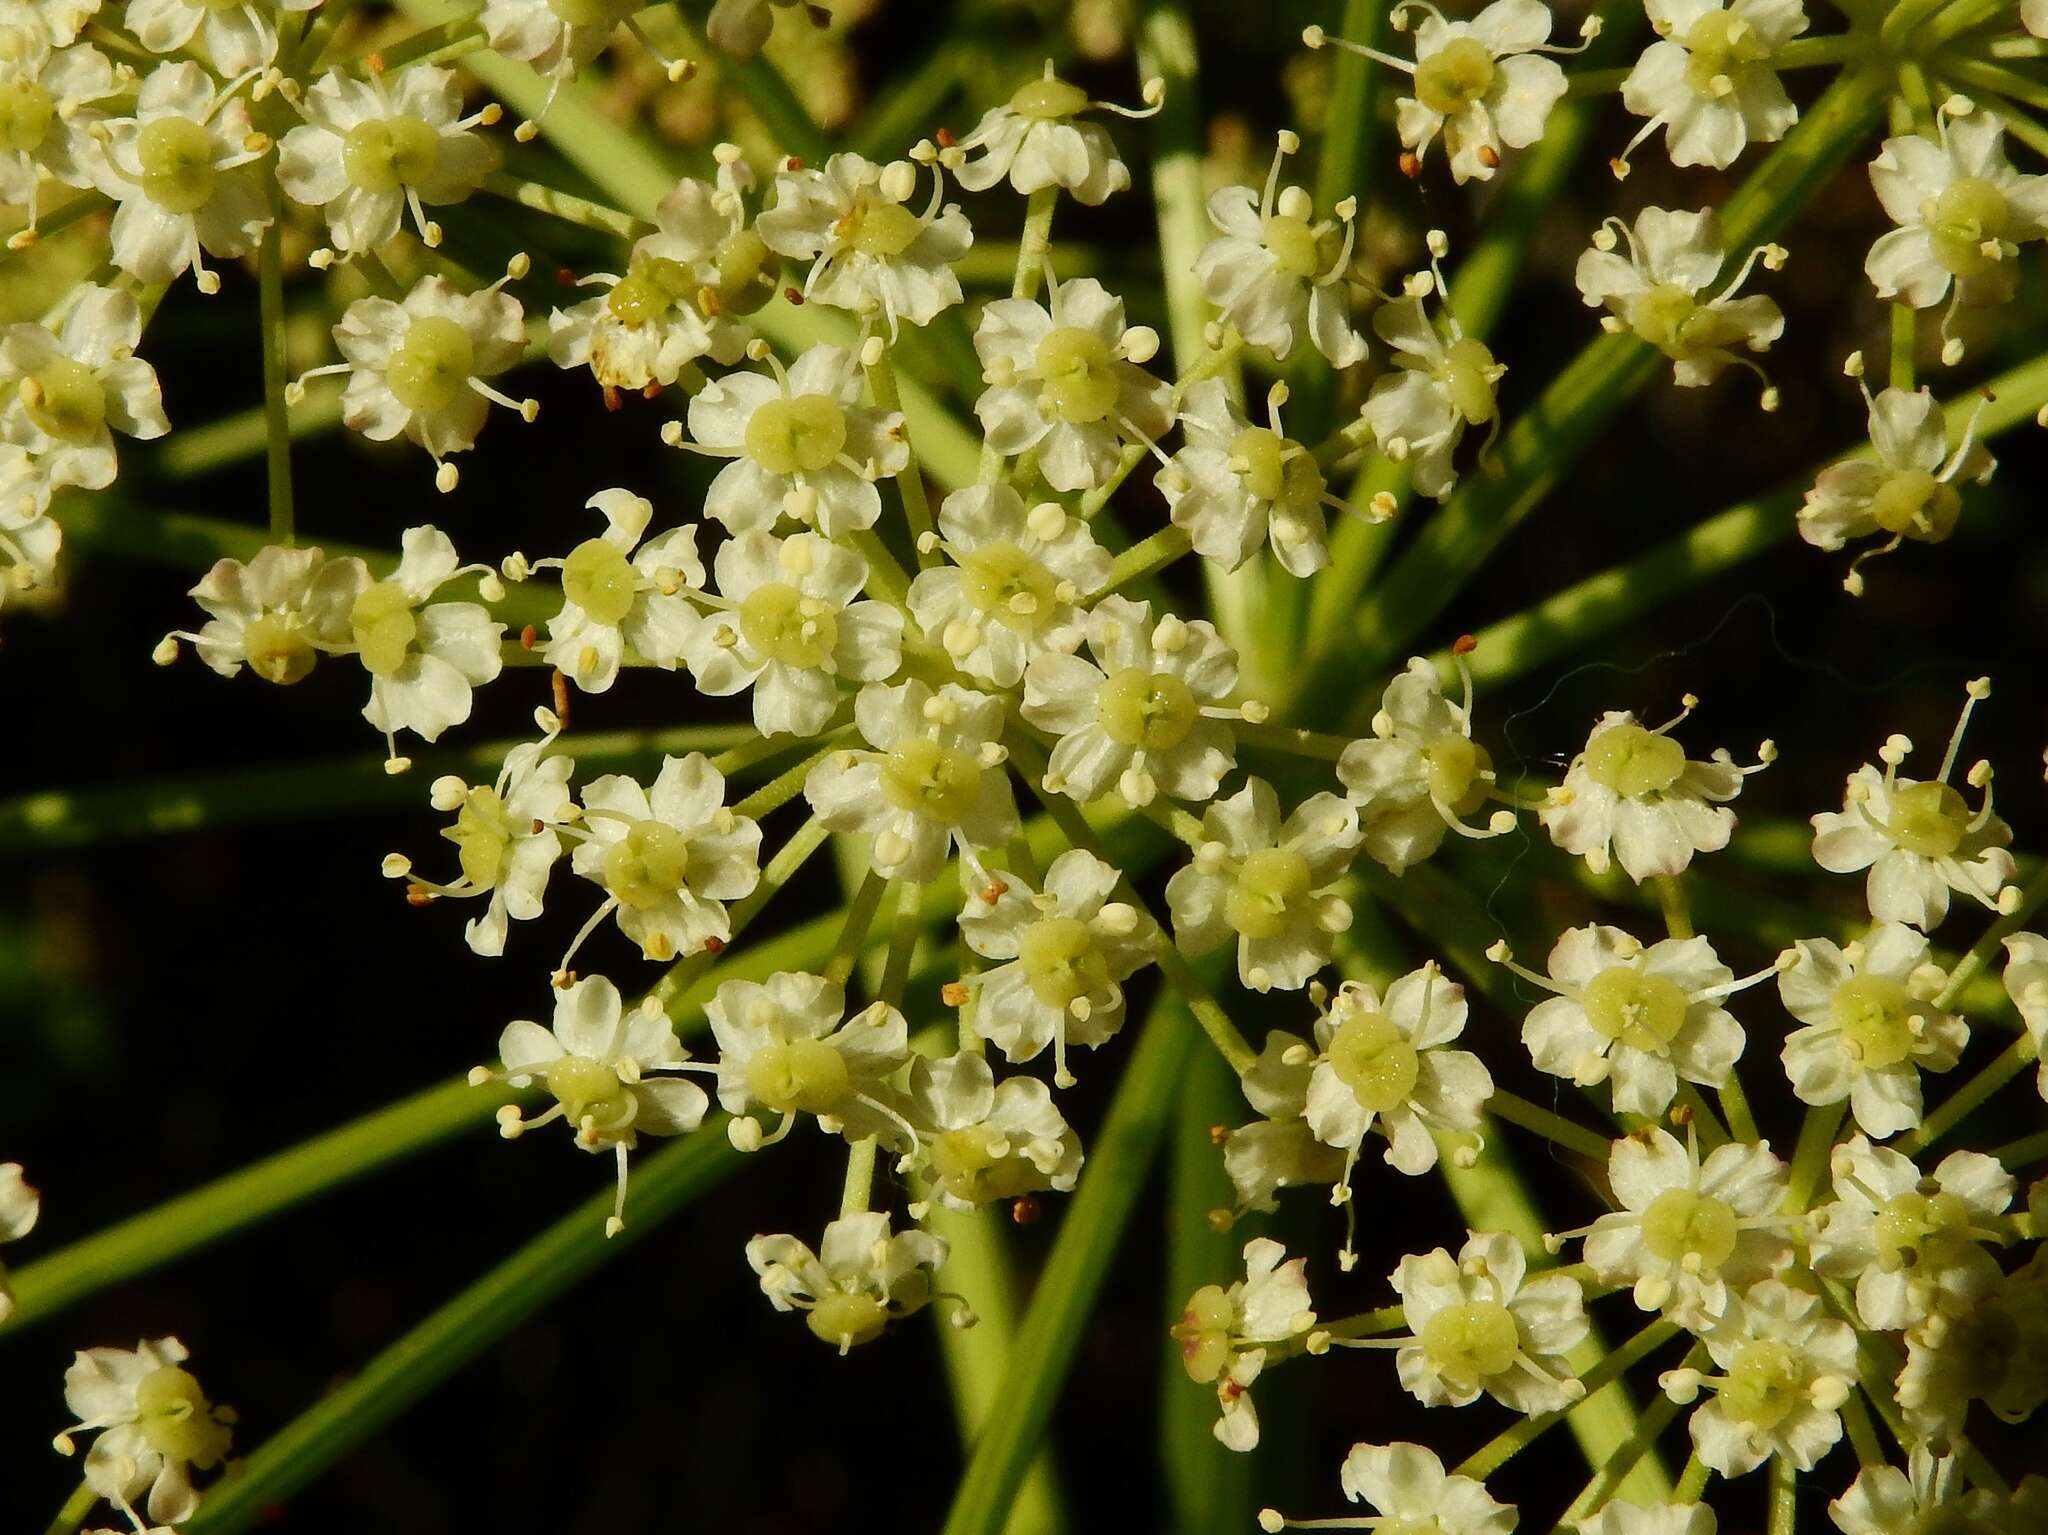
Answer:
xmin=530 ymin=819 xmax=545 ymax=834
xmin=1010 ymin=1194 xmax=1042 ymax=1226
xmin=702 ymin=936 xmax=727 ymax=954
xmin=1452 ymin=633 xmax=1478 ymax=656
xmin=519 ymin=623 xmax=537 ymax=650
xmin=554 ymin=266 xmax=577 ymax=287
xmin=602 ymin=384 xmax=623 ymax=413
xmin=1208 ymin=1123 xmax=1231 ymax=1147
xmin=1398 ymin=152 xmax=1423 ymax=179
xmin=697 ymin=285 xmax=722 ymax=316
xmin=1477 ymin=144 xmax=1500 ymax=169
xmin=554 ymin=969 xmax=577 ymax=988
xmin=642 ymin=381 xmax=661 ymax=399
xmin=1219 ymin=1378 xmax=1245 ymax=1402
xmin=551 ymin=669 xmax=570 ymax=724
xmin=785 ymin=156 xmax=806 ymax=171
xmin=1982 ymin=386 xmax=1997 ymax=402
xmin=365 ymin=51 xmax=385 ymax=72
xmin=784 ymin=286 xmax=804 ymax=305
xmin=981 ymin=880 xmax=1009 ymax=904
xmin=405 ymin=883 xmax=437 ymax=907
xmin=940 ymin=980 xmax=971 ymax=1006
xmin=1669 ymin=1103 xmax=1694 ymax=1127
xmin=935 ymin=126 xmax=957 ymax=148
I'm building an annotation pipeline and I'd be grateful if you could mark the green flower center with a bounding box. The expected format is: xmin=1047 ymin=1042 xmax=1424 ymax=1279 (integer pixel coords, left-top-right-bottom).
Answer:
xmin=1869 ymin=468 xmax=1961 ymax=541
xmin=445 ymin=783 xmax=514 ymax=887
xmin=1582 ymin=966 xmax=1689 ymax=1054
xmin=1874 ymin=1189 xmax=1977 ymax=1273
xmin=1641 ymin=1187 xmax=1739 ymax=1269
xmin=137 ymin=117 xmax=215 ymax=213
xmin=600 ymin=818 xmax=693 ymax=910
xmin=1326 ymin=1009 xmax=1420 ymax=1114
xmin=561 ymin=536 xmax=639 ymax=626
xmin=341 ymin=114 xmax=440 ymax=193
xmin=542 ymin=1054 xmax=637 ymax=1136
xmin=1829 ymin=974 xmax=1918 ymax=1071
xmin=1172 ymin=1283 xmax=1236 ymax=1383
xmin=133 ymin=1365 xmax=232 ymax=1468
xmin=605 ymin=257 xmax=693 ymax=328
xmin=0 ymin=77 xmax=54 ymax=154
xmin=745 ymin=393 xmax=848 ymax=477
xmin=714 ymin=228 xmax=777 ymax=315
xmin=1097 ymin=666 xmax=1198 ymax=752
xmin=1443 ymin=335 xmax=1500 ymax=425
xmin=1424 ymin=733 xmax=1493 ymax=814
xmin=744 ymin=1036 xmax=849 ymax=1114
xmin=1722 ymin=1339 xmax=1804 ymax=1431
xmin=960 ymin=542 xmax=1060 ymax=634
xmin=880 ymin=736 xmax=983 ymax=823
xmin=1883 ymin=779 xmax=1971 ymax=859
xmin=1419 ymin=1300 xmax=1519 ymax=1385
xmin=1224 ymin=847 xmax=1312 ymax=941
xmin=842 ymin=195 xmax=924 ymax=258
xmin=1018 ymin=915 xmax=1109 ymax=1010
xmin=1009 ymin=74 xmax=1090 ymax=121
xmin=807 ymin=1290 xmax=888 ymax=1347
xmin=1682 ymin=9 xmax=1769 ymax=96
xmin=930 ymin=1123 xmax=1037 ymax=1205
xmin=738 ymin=581 xmax=837 ymax=668
xmin=385 ymin=314 xmax=474 ymax=414
xmin=1262 ymin=213 xmax=1326 ymax=280
xmin=1630 ymin=282 xmax=1745 ymax=361
xmin=1582 ymin=722 xmax=1686 ymax=798
xmin=349 ymin=579 xmax=418 ymax=677
xmin=1229 ymin=425 xmax=1325 ymax=506
xmin=22 ymin=356 xmax=105 ymax=441
xmin=1925 ymin=178 xmax=2011 ymax=281
xmin=242 ymin=611 xmax=316 ymax=686
xmin=1414 ymin=36 xmax=1497 ymax=116
xmin=1035 ymin=326 xmax=1121 ymax=424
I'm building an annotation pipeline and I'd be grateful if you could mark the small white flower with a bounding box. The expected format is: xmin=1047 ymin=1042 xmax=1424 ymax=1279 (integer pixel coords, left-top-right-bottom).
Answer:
xmin=1865 ymin=108 xmax=2048 ymax=315
xmin=1575 ymin=207 xmax=1784 ymax=391
xmin=1895 ymin=1246 xmax=2048 ymax=1443
xmin=1226 ymin=1032 xmax=1349 ymax=1213
xmin=1830 ymin=1447 xmax=2005 ymax=1535
xmin=804 ymin=679 xmax=1020 ymax=883
xmin=1023 ymin=593 xmax=1238 ymax=808
xmin=175 ymin=544 xmax=370 ymax=686
xmin=0 ymin=283 xmax=167 ymax=490
xmin=756 ymin=151 xmax=970 ymax=331
xmin=1670 ymin=1278 xmax=1855 ymax=1476
xmin=10 ymin=0 xmax=98 ymax=48
xmin=1540 ymin=704 xmax=1759 ymax=882
xmin=746 ymin=1211 xmax=947 ymax=1351
xmin=1194 ymin=132 xmax=1363 ymax=366
xmin=484 ymin=975 xmax=707 ymax=1234
xmin=1809 ymin=685 xmax=2016 ymax=929
xmin=1389 ymin=1230 xmax=1588 ymax=1414
xmin=909 ymin=484 xmax=1109 ymax=687
xmin=0 ymin=29 xmax=121 ymax=238
xmin=349 ymin=526 xmax=505 ymax=759
xmin=0 ymin=501 xmax=59 ymax=613
xmin=1810 ymin=1134 xmax=2012 ymax=1331
xmin=948 ymin=63 xmax=1151 ymax=205
xmin=1617 ymin=0 xmax=1806 ymax=173
xmin=1359 ymin=286 xmax=1507 ymax=502
xmin=706 ymin=971 xmax=910 ymax=1146
xmin=1799 ymin=380 xmax=1994 ymax=578
xmin=1566 ymin=1127 xmax=1791 ymax=1328
xmin=2003 ymin=932 xmax=2048 ymax=1101
xmin=902 ymin=1049 xmax=1081 ymax=1211
xmin=58 ymin=1338 xmax=233 ymax=1526
xmin=1165 ymin=777 xmax=1360 ymax=993
xmin=682 ymin=341 xmax=906 ymax=538
xmin=91 ymin=61 xmax=271 ymax=291
xmin=1778 ymin=926 xmax=1967 ymax=1139
xmin=684 ymin=528 xmax=901 ymax=737
xmin=480 ymin=0 xmax=637 ymax=93
xmin=1500 ymin=924 xmax=1756 ymax=1116
xmin=1156 ymin=379 xmax=1335 ymax=576
xmin=0 ymin=1161 xmax=39 ymax=1324
xmin=277 ymin=66 xmax=498 ymax=255
xmin=414 ymin=733 xmax=577 ymax=957
xmin=126 ymin=0 xmax=316 ymax=74
xmin=1170 ymin=1238 xmax=1314 ymax=1452
xmin=974 ymin=273 xmax=1172 ymax=493
xmin=1578 ymin=1501 xmax=1718 ymax=1535
xmin=1336 ymin=1442 xmax=1517 ymax=1535
xmin=955 ymin=848 xmax=1155 ymax=1083
xmin=539 ymin=488 xmax=703 ymax=694
xmin=1339 ymin=655 xmax=1512 ymax=874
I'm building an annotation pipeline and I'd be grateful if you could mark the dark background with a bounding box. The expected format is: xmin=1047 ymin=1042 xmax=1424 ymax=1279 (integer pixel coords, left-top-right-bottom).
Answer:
xmin=3 ymin=0 xmax=2046 ymax=1530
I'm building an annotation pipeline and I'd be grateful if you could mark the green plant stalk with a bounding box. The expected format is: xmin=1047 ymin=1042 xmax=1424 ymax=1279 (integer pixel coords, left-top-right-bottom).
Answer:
xmin=649 ymin=813 xmax=830 ymax=1015
xmin=1487 ymin=1090 xmax=1611 ymax=1162
xmin=257 ymin=214 xmax=295 ymax=543
xmin=1841 ymin=1386 xmax=1885 ymax=1467
xmin=1673 ymin=1454 xmax=1711 ymax=1501
xmin=939 ymin=997 xmax=1193 ymax=1535
xmin=1898 ymin=1033 xmax=2038 ymax=1155
xmin=879 ymin=879 xmax=922 ymax=1003
xmin=1102 ymin=525 xmax=1193 ymax=597
xmin=1786 ymin=1101 xmax=1849 ymax=1213
xmin=1936 ymin=860 xmax=2048 ymax=1010
xmin=1548 ymin=1355 xmax=1697 ymax=1529
xmin=39 ymin=1481 xmax=95 ymax=1535
xmin=1014 ymin=186 xmax=1058 ymax=304
xmin=1997 ymin=1127 xmax=2048 ymax=1167
xmin=1768 ymin=1444 xmax=1797 ymax=1535
xmin=180 ymin=1128 xmax=743 ymax=1535
xmin=824 ymin=868 xmax=891 ymax=987
xmin=158 ymin=380 xmax=345 ymax=478
xmin=484 ymin=171 xmax=646 ymax=239
xmin=1455 ymin=1318 xmax=1681 ymax=1481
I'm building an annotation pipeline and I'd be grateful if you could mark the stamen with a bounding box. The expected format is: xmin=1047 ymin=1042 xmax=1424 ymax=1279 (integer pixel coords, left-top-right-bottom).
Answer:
xmin=1937 ymin=677 xmax=1990 ymax=784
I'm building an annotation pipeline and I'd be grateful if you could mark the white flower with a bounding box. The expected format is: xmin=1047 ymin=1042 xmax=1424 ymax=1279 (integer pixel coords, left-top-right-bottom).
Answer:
xmin=0 ymin=284 xmax=166 ymax=489
xmin=1575 ymin=207 xmax=1784 ymax=391
xmin=1339 ymin=655 xmax=1513 ymax=874
xmin=974 ymin=273 xmax=1171 ymax=493
xmin=1336 ymin=1443 xmax=1517 ymax=1535
xmin=0 ymin=30 xmax=120 ymax=236
xmin=2029 ymin=0 xmax=2048 ymax=38
xmin=706 ymin=971 xmax=910 ymax=1147
xmin=1865 ymin=108 xmax=2048 ymax=314
xmin=1567 ymin=1127 xmax=1791 ymax=1328
xmin=746 ymin=1211 xmax=947 ymax=1351
xmin=1304 ymin=966 xmax=1492 ymax=1194
xmin=480 ymin=0 xmax=637 ymax=92
xmin=569 ymin=752 xmax=761 ymax=965
xmin=126 ymin=0 xmax=315 ymax=74
xmin=1227 ymin=1031 xmax=1350 ymax=1212
xmin=548 ymin=157 xmax=761 ymax=392
xmin=755 ymin=151 xmax=970 ymax=330
xmin=2003 ymin=932 xmax=2048 ymax=1101
xmin=1022 ymin=593 xmax=1238 ymax=808
xmin=1618 ymin=0 xmax=1806 ymax=172
xmin=681 ymin=341 xmax=906 ymax=538
xmin=58 ymin=1338 xmax=233 ymax=1526
xmin=902 ymin=1048 xmax=1081 ymax=1211
xmin=1668 ymin=1278 xmax=1855 ymax=1476
xmin=410 ymin=732 xmax=576 ymax=956
xmin=277 ymin=66 xmax=498 ymax=255
xmin=1390 ymin=1230 xmax=1588 ymax=1414
xmin=909 ymin=484 xmax=1110 ymax=687
xmin=955 ymin=848 xmax=1154 ymax=1082
xmin=948 ymin=63 xmax=1150 ymax=205
xmin=1896 ymin=1246 xmax=2048 ymax=1443
xmin=1194 ymin=131 xmax=1363 ymax=366
xmin=311 ymin=272 xmax=532 ymax=486
xmin=349 ymin=526 xmax=504 ymax=759
xmin=1170 ymin=1238 xmax=1314 ymax=1452
xmin=539 ymin=488 xmax=703 ymax=693
xmin=1360 ymin=287 xmax=1507 ymax=502
xmin=1500 ymin=924 xmax=1754 ymax=1116
xmin=1157 ymin=379 xmax=1335 ymax=576
xmin=1799 ymin=380 xmax=1994 ymax=575
xmin=1810 ymin=1134 xmax=2012 ymax=1330
xmin=1165 ymin=777 xmax=1360 ymax=993
xmin=1578 ymin=1501 xmax=1718 ymax=1535
xmin=804 ymin=679 xmax=1020 ymax=883
xmin=684 ymin=528 xmax=901 ymax=737
xmin=10 ymin=0 xmax=97 ymax=48
xmin=483 ymin=975 xmax=707 ymax=1234
xmin=0 ymin=1161 xmax=38 ymax=1324
xmin=1831 ymin=1447 xmax=2005 ymax=1535
xmin=1539 ymin=704 xmax=1759 ymax=881
xmin=175 ymin=544 xmax=370 ymax=685
xmin=1778 ymin=926 xmax=1966 ymax=1139
xmin=91 ymin=61 xmax=270 ymax=292
xmin=0 ymin=502 xmax=58 ymax=614
xmin=1809 ymin=686 xmax=2016 ymax=929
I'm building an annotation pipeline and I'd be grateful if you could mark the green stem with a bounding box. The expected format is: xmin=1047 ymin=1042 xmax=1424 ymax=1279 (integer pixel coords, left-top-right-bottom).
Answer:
xmin=1785 ymin=1101 xmax=1849 ymax=1214
xmin=1995 ymin=1127 xmax=2048 ymax=1166
xmin=879 ymin=880 xmax=922 ymax=1003
xmin=1841 ymin=1387 xmax=1885 ymax=1467
xmin=38 ymin=1481 xmax=95 ymax=1535
xmin=1013 ymin=186 xmax=1058 ymax=304
xmin=1936 ymin=859 xmax=2048 ymax=1010
xmin=866 ymin=346 xmax=937 ymax=566
xmin=1769 ymin=1451 xmax=1798 ymax=1535
xmin=1890 ymin=303 xmax=1916 ymax=390
xmin=257 ymin=214 xmax=294 ymax=544
xmin=1101 ymin=525 xmax=1193 ymax=597
xmin=824 ymin=869 xmax=891 ymax=988
xmin=1456 ymin=1319 xmax=1681 ymax=1481
xmin=1673 ymin=1454 xmax=1712 ymax=1501
xmin=1487 ymin=1090 xmax=1611 ymax=1162
xmin=1549 ymin=1354 xmax=1698 ymax=1528
xmin=1234 ymin=717 xmax=1354 ymax=762
xmin=484 ymin=171 xmax=646 ymax=239
xmin=1898 ymin=1033 xmax=2039 ymax=1155
xmin=840 ymin=1136 xmax=878 ymax=1216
